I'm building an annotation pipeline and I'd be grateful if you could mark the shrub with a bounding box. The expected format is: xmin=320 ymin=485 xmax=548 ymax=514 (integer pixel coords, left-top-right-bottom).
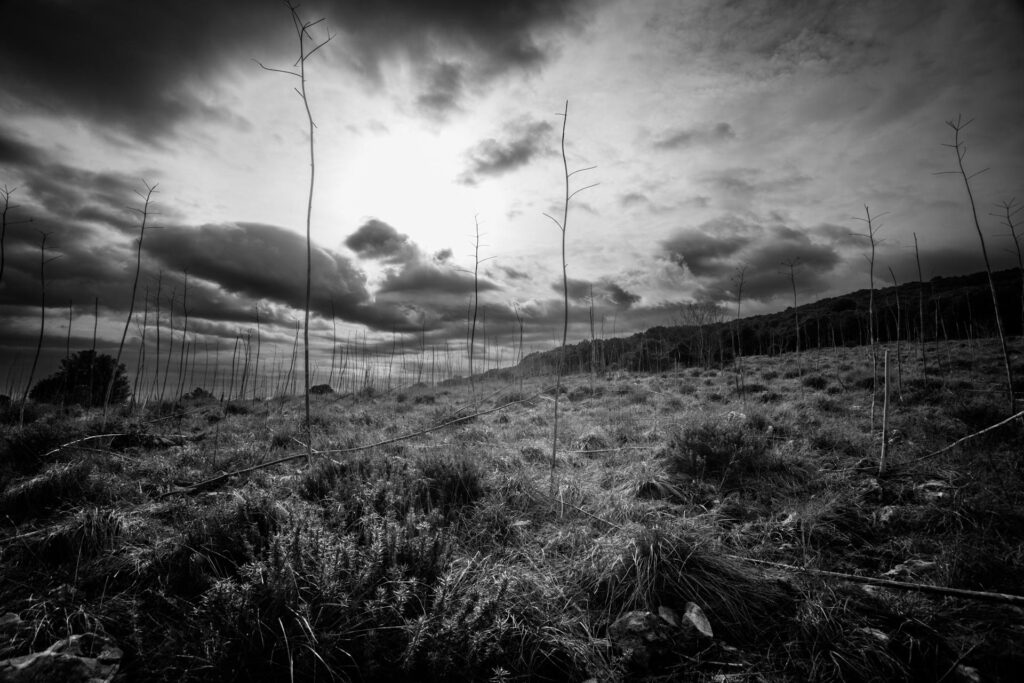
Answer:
xmin=802 ymin=375 xmax=828 ymax=390
xmin=665 ymin=419 xmax=770 ymax=487
xmin=416 ymin=454 xmax=485 ymax=519
xmin=29 ymin=349 xmax=130 ymax=407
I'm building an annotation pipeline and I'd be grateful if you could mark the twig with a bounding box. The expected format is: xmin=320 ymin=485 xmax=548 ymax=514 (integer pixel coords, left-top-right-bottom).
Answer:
xmin=904 ymin=409 xmax=1024 ymax=465
xmin=160 ymin=393 xmax=541 ymax=497
xmin=729 ymin=555 xmax=1024 ymax=606
xmin=43 ymin=433 xmax=126 ymax=458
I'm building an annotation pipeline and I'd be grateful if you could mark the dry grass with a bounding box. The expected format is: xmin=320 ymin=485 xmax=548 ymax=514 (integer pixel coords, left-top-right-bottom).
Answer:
xmin=1 ymin=338 xmax=1022 ymax=680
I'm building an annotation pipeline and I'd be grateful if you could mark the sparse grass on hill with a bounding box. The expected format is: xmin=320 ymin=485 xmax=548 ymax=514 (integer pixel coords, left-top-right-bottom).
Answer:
xmin=2 ymin=338 xmax=1022 ymax=681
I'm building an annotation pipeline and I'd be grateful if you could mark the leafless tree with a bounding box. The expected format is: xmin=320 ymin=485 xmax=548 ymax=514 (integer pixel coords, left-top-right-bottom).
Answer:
xmin=1 ymin=185 xmax=32 ymax=286
xmin=938 ymin=115 xmax=1015 ymax=413
xmin=258 ymin=1 xmax=333 ymax=465
xmin=992 ymin=199 xmax=1023 ymax=342
xmin=21 ymin=232 xmax=59 ymax=427
xmin=543 ymin=100 xmax=598 ymax=494
xmin=781 ymin=258 xmax=802 ymax=374
xmin=852 ymin=206 xmax=887 ymax=427
xmin=104 ymin=182 xmax=158 ymax=426
xmin=887 ymin=266 xmax=904 ymax=401
xmin=913 ymin=233 xmax=928 ymax=377
xmin=732 ymin=265 xmax=747 ymax=396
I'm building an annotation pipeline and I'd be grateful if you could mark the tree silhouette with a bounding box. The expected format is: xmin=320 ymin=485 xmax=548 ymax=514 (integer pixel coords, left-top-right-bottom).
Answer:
xmin=31 ymin=350 xmax=130 ymax=407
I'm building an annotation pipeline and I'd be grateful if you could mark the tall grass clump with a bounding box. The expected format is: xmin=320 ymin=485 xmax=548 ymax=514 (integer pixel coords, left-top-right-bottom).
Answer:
xmin=0 ymin=460 xmax=102 ymax=522
xmin=664 ymin=418 xmax=772 ymax=487
xmin=585 ymin=525 xmax=795 ymax=644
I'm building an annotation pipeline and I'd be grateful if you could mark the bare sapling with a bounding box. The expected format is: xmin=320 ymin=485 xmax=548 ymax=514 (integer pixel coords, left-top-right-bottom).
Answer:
xmin=543 ymin=100 xmax=598 ymax=494
xmin=133 ymin=286 xmax=149 ymax=405
xmin=176 ymin=270 xmax=189 ymax=400
xmin=852 ymin=205 xmax=887 ymax=429
xmin=160 ymin=287 xmax=175 ymax=404
xmin=465 ymin=215 xmax=494 ymax=396
xmin=781 ymin=258 xmax=802 ymax=378
xmin=21 ymin=232 xmax=59 ymax=428
xmin=732 ymin=265 xmax=747 ymax=400
xmin=254 ymin=304 xmax=262 ymax=401
xmin=879 ymin=349 xmax=890 ymax=475
xmin=103 ymin=182 xmax=158 ymax=426
xmin=229 ymin=334 xmax=240 ymax=401
xmin=887 ymin=267 xmax=904 ymax=402
xmin=991 ymin=199 xmax=1023 ymax=342
xmin=939 ymin=115 xmax=1015 ymax=413
xmin=1 ymin=185 xmax=33 ymax=286
xmin=60 ymin=299 xmax=72 ymax=409
xmin=152 ymin=273 xmax=162 ymax=399
xmin=327 ymin=300 xmax=336 ymax=389
xmin=513 ymin=302 xmax=525 ymax=391
xmin=258 ymin=1 xmax=333 ymax=465
xmin=913 ymin=233 xmax=927 ymax=377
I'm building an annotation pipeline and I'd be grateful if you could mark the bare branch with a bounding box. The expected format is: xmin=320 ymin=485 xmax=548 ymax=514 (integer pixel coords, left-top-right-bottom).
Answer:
xmin=253 ymin=58 xmax=300 ymax=78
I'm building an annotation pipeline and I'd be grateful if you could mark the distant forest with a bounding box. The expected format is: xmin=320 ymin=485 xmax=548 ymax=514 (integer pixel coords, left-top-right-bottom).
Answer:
xmin=518 ymin=267 xmax=1024 ymax=375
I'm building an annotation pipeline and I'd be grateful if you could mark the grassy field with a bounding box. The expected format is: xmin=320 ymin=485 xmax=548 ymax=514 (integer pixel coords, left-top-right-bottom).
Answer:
xmin=2 ymin=338 xmax=1023 ymax=681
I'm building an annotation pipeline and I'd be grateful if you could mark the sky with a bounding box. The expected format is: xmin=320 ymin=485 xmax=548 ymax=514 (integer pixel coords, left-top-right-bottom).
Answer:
xmin=1 ymin=0 xmax=1023 ymax=391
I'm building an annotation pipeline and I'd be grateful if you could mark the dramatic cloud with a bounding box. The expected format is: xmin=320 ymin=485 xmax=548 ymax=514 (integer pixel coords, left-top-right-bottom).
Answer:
xmin=333 ymin=0 xmax=598 ymax=81
xmin=379 ymin=263 xmax=497 ymax=296
xmin=551 ymin=277 xmax=641 ymax=309
xmin=416 ymin=61 xmax=466 ymax=118
xmin=143 ymin=222 xmax=399 ymax=329
xmin=651 ymin=122 xmax=736 ymax=150
xmin=458 ymin=118 xmax=554 ymax=185
xmin=0 ymin=0 xmax=282 ymax=139
xmin=0 ymin=0 xmax=599 ymax=139
xmin=344 ymin=219 xmax=419 ymax=264
xmin=662 ymin=214 xmax=842 ymax=302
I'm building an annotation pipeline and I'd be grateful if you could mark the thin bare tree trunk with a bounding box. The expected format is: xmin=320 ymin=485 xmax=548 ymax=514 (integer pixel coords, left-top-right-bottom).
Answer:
xmin=942 ymin=116 xmax=1015 ymax=413
xmin=104 ymin=182 xmax=157 ymax=426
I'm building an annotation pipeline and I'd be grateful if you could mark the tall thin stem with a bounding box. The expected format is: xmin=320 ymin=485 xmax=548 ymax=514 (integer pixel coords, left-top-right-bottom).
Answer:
xmin=104 ymin=182 xmax=156 ymax=426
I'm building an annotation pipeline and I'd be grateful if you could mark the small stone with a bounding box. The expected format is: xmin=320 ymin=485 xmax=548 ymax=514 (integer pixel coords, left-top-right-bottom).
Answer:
xmin=682 ymin=602 xmax=714 ymax=639
xmin=657 ymin=605 xmax=679 ymax=627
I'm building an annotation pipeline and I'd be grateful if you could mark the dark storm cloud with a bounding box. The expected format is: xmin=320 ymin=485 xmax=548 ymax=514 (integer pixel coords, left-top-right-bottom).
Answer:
xmin=651 ymin=122 xmax=736 ymax=150
xmin=550 ymin=277 xmax=641 ymax=309
xmin=457 ymin=118 xmax=554 ymax=185
xmin=661 ymin=218 xmax=752 ymax=277
xmin=0 ymin=129 xmax=44 ymax=166
xmin=434 ymin=248 xmax=454 ymax=263
xmin=811 ymin=223 xmax=875 ymax=248
xmin=0 ymin=1 xmax=599 ymax=137
xmin=333 ymin=0 xmax=598 ymax=80
xmin=344 ymin=219 xmax=419 ymax=264
xmin=662 ymin=214 xmax=842 ymax=302
xmin=143 ymin=222 xmax=414 ymax=330
xmin=379 ymin=263 xmax=498 ymax=296
xmin=605 ymin=282 xmax=641 ymax=308
xmin=0 ymin=0 xmax=283 ymax=139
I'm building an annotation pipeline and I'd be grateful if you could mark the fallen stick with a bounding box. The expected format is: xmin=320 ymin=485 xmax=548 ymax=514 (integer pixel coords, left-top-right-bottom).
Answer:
xmin=160 ymin=392 xmax=540 ymax=498
xmin=904 ymin=408 xmax=1024 ymax=465
xmin=730 ymin=555 xmax=1024 ymax=606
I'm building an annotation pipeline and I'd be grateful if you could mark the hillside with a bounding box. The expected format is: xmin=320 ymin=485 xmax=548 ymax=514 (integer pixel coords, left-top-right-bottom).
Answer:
xmin=520 ymin=267 xmax=1024 ymax=375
